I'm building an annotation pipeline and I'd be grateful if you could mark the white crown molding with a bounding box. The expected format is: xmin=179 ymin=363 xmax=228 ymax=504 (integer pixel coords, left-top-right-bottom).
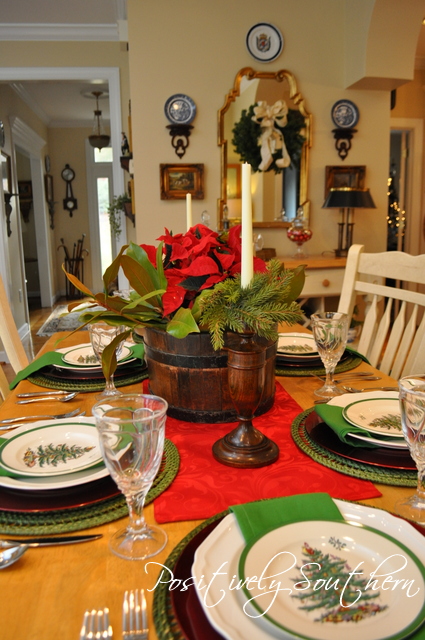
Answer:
xmin=0 ymin=23 xmax=122 ymax=42
xmin=10 ymin=82 xmax=50 ymax=125
xmin=10 ymin=116 xmax=46 ymax=154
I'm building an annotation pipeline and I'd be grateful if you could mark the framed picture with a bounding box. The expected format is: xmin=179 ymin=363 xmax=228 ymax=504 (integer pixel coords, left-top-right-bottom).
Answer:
xmin=44 ymin=174 xmax=54 ymax=202
xmin=1 ymin=151 xmax=11 ymax=194
xmin=160 ymin=163 xmax=204 ymax=200
xmin=18 ymin=180 xmax=32 ymax=200
xmin=227 ymin=164 xmax=241 ymax=199
xmin=325 ymin=165 xmax=366 ymax=197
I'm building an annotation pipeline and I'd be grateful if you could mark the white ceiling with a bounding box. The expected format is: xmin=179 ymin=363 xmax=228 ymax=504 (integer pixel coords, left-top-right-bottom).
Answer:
xmin=0 ymin=2 xmax=424 ymax=127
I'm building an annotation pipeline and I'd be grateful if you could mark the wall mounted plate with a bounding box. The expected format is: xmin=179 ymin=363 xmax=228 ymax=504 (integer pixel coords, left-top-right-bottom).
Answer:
xmin=246 ymin=23 xmax=283 ymax=62
xmin=331 ymin=99 xmax=360 ymax=129
xmin=164 ymin=94 xmax=196 ymax=125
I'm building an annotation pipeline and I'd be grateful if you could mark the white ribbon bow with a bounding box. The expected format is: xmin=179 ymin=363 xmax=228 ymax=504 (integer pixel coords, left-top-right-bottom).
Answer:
xmin=252 ymin=100 xmax=291 ymax=171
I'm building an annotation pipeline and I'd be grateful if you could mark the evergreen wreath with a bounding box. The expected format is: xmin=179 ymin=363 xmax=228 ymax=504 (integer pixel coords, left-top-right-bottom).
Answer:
xmin=232 ymin=104 xmax=306 ymax=173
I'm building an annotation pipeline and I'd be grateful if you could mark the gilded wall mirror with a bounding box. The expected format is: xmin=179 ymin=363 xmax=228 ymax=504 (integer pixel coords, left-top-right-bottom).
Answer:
xmin=218 ymin=67 xmax=312 ymax=228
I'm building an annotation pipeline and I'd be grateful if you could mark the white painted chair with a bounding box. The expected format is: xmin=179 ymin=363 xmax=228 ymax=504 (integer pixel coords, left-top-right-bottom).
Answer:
xmin=337 ymin=244 xmax=425 ymax=378
xmin=0 ymin=274 xmax=29 ymax=399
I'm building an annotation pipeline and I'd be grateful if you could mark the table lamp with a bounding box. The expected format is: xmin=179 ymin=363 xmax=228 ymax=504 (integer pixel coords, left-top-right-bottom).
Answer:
xmin=322 ymin=187 xmax=376 ymax=257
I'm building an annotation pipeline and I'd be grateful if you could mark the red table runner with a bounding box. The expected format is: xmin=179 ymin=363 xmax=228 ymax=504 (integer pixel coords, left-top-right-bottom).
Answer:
xmin=152 ymin=381 xmax=382 ymax=523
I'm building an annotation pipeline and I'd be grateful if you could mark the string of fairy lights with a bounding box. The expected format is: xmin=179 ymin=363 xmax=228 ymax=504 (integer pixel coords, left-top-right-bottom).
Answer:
xmin=387 ymin=170 xmax=406 ymax=251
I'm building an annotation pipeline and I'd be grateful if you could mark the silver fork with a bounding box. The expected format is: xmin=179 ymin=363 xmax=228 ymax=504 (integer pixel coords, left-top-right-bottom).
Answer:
xmin=123 ymin=589 xmax=148 ymax=640
xmin=16 ymin=391 xmax=79 ymax=404
xmin=0 ymin=408 xmax=85 ymax=429
xmin=80 ymin=608 xmax=113 ymax=640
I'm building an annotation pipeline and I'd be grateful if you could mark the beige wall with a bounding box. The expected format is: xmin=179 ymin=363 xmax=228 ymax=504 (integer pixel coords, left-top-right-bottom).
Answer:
xmin=127 ymin=0 xmax=416 ymax=258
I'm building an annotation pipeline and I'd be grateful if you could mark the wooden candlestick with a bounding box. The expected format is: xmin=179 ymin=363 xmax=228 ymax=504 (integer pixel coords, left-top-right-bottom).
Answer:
xmin=212 ymin=332 xmax=279 ymax=468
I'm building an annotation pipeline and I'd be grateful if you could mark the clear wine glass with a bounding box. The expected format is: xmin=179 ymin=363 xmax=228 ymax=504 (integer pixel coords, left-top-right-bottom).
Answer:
xmin=92 ymin=393 xmax=168 ymax=560
xmin=395 ymin=374 xmax=425 ymax=525
xmin=311 ymin=311 xmax=349 ymax=398
xmin=88 ymin=322 xmax=127 ymax=398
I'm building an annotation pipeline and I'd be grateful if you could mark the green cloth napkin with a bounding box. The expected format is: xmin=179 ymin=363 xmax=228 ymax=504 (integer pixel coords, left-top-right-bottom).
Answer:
xmin=230 ymin=492 xmax=344 ymax=542
xmin=9 ymin=343 xmax=145 ymax=390
xmin=345 ymin=345 xmax=370 ymax=364
xmin=315 ymin=403 xmax=394 ymax=448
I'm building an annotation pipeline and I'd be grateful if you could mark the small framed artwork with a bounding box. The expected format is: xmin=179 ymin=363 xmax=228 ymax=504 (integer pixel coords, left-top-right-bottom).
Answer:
xmin=44 ymin=174 xmax=54 ymax=202
xmin=227 ymin=164 xmax=242 ymax=199
xmin=160 ymin=163 xmax=204 ymax=200
xmin=1 ymin=151 xmax=11 ymax=194
xmin=325 ymin=165 xmax=366 ymax=197
xmin=18 ymin=180 xmax=33 ymax=200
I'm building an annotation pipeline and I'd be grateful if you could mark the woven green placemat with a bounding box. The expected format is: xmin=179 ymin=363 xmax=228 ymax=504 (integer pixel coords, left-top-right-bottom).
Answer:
xmin=291 ymin=408 xmax=417 ymax=487
xmin=276 ymin=354 xmax=363 ymax=377
xmin=153 ymin=510 xmax=227 ymax=640
xmin=27 ymin=369 xmax=149 ymax=392
xmin=0 ymin=439 xmax=179 ymax=535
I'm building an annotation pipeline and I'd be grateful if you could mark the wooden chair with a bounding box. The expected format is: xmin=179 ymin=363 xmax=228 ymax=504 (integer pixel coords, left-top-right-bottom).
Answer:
xmin=337 ymin=244 xmax=425 ymax=378
xmin=0 ymin=273 xmax=30 ymax=399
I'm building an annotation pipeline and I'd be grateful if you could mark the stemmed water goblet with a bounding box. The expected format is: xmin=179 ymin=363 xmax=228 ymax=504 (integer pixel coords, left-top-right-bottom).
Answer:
xmin=310 ymin=311 xmax=349 ymax=398
xmin=88 ymin=322 xmax=128 ymax=398
xmin=92 ymin=393 xmax=168 ymax=560
xmin=395 ymin=374 xmax=425 ymax=525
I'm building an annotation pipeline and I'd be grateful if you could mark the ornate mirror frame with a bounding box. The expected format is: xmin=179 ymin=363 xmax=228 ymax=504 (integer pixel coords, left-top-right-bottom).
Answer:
xmin=218 ymin=67 xmax=312 ymax=228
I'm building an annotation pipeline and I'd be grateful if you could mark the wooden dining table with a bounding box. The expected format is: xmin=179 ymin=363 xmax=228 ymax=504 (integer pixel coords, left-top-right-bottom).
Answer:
xmin=0 ymin=330 xmax=418 ymax=640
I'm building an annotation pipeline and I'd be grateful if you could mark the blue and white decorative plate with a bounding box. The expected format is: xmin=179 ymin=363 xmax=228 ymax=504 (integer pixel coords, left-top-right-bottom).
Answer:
xmin=164 ymin=94 xmax=197 ymax=125
xmin=246 ymin=23 xmax=284 ymax=63
xmin=331 ymin=99 xmax=360 ymax=129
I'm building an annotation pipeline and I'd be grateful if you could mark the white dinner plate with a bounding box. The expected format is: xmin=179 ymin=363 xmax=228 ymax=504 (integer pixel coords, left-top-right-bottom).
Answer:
xmin=348 ymin=431 xmax=408 ymax=449
xmin=239 ymin=520 xmax=425 ymax=640
xmin=0 ymin=420 xmax=103 ymax=477
xmin=277 ymin=333 xmax=319 ymax=358
xmin=54 ymin=343 xmax=134 ymax=371
xmin=0 ymin=418 xmax=109 ymax=490
xmin=192 ymin=500 xmax=425 ymax=640
xmin=342 ymin=398 xmax=403 ymax=437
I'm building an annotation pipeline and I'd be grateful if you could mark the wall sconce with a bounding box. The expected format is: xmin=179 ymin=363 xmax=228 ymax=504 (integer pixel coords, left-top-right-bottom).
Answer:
xmin=88 ymin=91 xmax=110 ymax=151
xmin=164 ymin=94 xmax=196 ymax=159
xmin=322 ymin=187 xmax=376 ymax=257
xmin=4 ymin=193 xmax=18 ymax=237
xmin=331 ymin=100 xmax=359 ymax=160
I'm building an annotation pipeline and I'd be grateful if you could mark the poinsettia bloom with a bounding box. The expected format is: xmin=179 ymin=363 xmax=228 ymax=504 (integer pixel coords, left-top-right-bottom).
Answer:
xmin=162 ymin=284 xmax=186 ymax=316
xmin=139 ymin=243 xmax=157 ymax=266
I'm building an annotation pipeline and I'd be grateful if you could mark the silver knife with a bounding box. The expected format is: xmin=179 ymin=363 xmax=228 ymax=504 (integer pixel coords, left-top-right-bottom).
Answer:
xmin=16 ymin=391 xmax=72 ymax=398
xmin=0 ymin=534 xmax=102 ymax=547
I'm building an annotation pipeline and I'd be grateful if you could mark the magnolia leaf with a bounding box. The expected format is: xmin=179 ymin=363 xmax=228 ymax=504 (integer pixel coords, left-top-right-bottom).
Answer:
xmin=125 ymin=242 xmax=166 ymax=291
xmin=120 ymin=255 xmax=163 ymax=308
xmin=286 ymin=265 xmax=306 ymax=300
xmin=102 ymin=245 xmax=128 ymax=292
xmin=101 ymin=330 xmax=132 ymax=381
xmin=122 ymin=289 xmax=166 ymax=310
xmin=166 ymin=307 xmax=200 ymax=338
xmin=62 ymin=266 xmax=95 ymax=299
xmin=155 ymin=242 xmax=168 ymax=289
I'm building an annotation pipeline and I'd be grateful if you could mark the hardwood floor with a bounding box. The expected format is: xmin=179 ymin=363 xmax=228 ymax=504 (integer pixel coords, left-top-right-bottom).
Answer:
xmin=1 ymin=297 xmax=68 ymax=384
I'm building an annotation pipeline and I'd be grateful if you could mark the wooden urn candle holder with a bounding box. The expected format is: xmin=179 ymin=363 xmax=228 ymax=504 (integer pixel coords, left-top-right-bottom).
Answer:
xmin=212 ymin=332 xmax=279 ymax=468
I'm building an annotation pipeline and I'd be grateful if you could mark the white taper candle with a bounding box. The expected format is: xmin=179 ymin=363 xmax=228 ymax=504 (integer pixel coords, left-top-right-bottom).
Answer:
xmin=186 ymin=193 xmax=193 ymax=231
xmin=241 ymin=163 xmax=254 ymax=287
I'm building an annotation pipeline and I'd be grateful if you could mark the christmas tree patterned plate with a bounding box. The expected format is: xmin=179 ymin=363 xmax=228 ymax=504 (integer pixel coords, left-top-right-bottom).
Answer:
xmin=348 ymin=431 xmax=408 ymax=450
xmin=238 ymin=520 xmax=425 ymax=640
xmin=0 ymin=419 xmax=103 ymax=477
xmin=56 ymin=343 xmax=134 ymax=370
xmin=277 ymin=333 xmax=319 ymax=360
xmin=342 ymin=398 xmax=403 ymax=438
xmin=191 ymin=503 xmax=425 ymax=640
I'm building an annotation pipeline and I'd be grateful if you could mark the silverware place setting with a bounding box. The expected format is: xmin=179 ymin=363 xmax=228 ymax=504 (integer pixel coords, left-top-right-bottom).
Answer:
xmin=16 ymin=391 xmax=79 ymax=404
xmin=0 ymin=407 xmax=85 ymax=429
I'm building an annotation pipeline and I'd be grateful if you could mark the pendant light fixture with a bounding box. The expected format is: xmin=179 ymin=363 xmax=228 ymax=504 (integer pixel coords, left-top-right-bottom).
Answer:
xmin=88 ymin=91 xmax=110 ymax=150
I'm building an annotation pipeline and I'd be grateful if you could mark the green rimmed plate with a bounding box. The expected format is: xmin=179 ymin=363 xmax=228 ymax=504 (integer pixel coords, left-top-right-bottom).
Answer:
xmin=342 ymin=397 xmax=403 ymax=438
xmin=239 ymin=520 xmax=425 ymax=640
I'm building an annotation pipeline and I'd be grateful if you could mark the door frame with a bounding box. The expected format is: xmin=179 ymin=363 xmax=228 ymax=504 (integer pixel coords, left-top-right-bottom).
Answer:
xmin=0 ymin=66 xmax=125 ymax=302
xmin=390 ymin=117 xmax=424 ymax=256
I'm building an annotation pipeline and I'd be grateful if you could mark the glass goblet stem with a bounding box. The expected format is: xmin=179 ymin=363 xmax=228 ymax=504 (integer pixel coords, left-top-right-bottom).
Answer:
xmin=125 ymin=491 xmax=148 ymax=534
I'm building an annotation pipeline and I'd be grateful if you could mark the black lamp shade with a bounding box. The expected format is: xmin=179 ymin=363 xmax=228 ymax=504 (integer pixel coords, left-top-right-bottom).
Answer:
xmin=322 ymin=187 xmax=376 ymax=209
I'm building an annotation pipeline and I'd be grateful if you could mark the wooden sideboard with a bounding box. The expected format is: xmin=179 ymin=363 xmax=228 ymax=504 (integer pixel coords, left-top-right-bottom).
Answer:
xmin=278 ymin=253 xmax=347 ymax=315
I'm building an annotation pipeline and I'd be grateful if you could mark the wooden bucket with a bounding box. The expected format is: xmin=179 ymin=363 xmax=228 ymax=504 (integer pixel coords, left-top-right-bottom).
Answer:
xmin=140 ymin=327 xmax=276 ymax=423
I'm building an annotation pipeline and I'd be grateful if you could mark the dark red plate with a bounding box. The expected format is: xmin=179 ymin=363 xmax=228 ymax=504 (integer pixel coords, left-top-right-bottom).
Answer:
xmin=169 ymin=518 xmax=225 ymax=640
xmin=305 ymin=411 xmax=415 ymax=470
xmin=0 ymin=475 xmax=120 ymax=512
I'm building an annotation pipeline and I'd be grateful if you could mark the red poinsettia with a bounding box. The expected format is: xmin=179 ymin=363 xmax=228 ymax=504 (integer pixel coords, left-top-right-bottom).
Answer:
xmin=140 ymin=224 xmax=267 ymax=317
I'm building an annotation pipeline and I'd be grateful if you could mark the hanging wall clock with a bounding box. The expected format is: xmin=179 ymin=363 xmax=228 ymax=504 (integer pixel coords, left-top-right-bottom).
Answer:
xmin=61 ymin=164 xmax=78 ymax=216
